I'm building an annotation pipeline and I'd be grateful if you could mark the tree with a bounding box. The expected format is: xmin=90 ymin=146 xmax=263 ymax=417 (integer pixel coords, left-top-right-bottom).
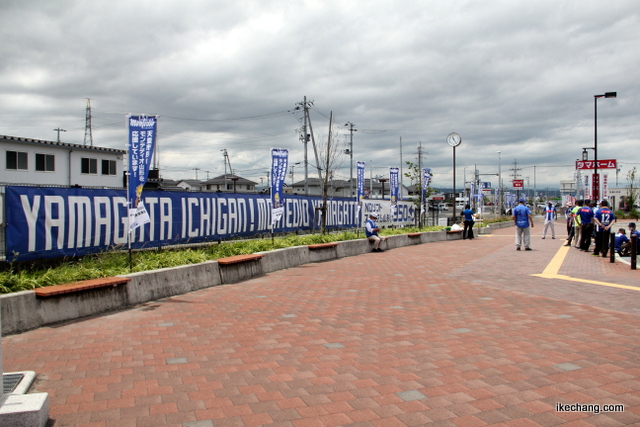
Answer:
xmin=310 ymin=112 xmax=345 ymax=233
xmin=404 ymin=161 xmax=433 ymax=227
xmin=625 ymin=167 xmax=639 ymax=213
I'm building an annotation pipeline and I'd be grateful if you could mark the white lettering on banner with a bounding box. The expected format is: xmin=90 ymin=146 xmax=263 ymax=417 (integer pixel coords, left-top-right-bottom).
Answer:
xmin=113 ymin=197 xmax=128 ymax=244
xmin=200 ymin=197 xmax=212 ymax=236
xmin=45 ymin=196 xmax=65 ymax=250
xmin=257 ymin=199 xmax=268 ymax=230
xmin=285 ymin=199 xmax=294 ymax=228
xmin=248 ymin=199 xmax=255 ymax=232
xmin=240 ymin=198 xmax=249 ymax=233
xmin=285 ymin=199 xmax=310 ymax=228
xmin=228 ymin=198 xmax=238 ymax=234
xmin=188 ymin=198 xmax=199 ymax=237
xmin=12 ymin=189 xmax=418 ymax=260
xmin=20 ymin=194 xmax=41 ymax=252
xmin=93 ymin=197 xmax=111 ymax=246
xmin=181 ymin=198 xmax=187 ymax=238
xmin=159 ymin=198 xmax=172 ymax=241
xmin=217 ymin=198 xmax=227 ymax=235
xmin=68 ymin=196 xmax=92 ymax=249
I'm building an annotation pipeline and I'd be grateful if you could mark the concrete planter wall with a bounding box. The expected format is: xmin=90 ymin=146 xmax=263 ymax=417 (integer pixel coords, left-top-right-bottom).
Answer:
xmin=0 ymin=227 xmax=497 ymax=336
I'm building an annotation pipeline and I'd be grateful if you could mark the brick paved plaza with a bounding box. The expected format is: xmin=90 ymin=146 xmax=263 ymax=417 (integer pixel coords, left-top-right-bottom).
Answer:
xmin=3 ymin=219 xmax=640 ymax=426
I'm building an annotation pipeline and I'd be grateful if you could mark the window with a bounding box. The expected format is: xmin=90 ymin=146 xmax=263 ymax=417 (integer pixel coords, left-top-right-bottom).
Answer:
xmin=35 ymin=153 xmax=55 ymax=172
xmin=81 ymin=157 xmax=97 ymax=174
xmin=101 ymin=159 xmax=116 ymax=175
xmin=6 ymin=151 xmax=28 ymax=170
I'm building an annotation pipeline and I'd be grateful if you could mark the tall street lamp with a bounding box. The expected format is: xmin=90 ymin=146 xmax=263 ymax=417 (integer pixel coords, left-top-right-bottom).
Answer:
xmin=497 ymin=151 xmax=501 ymax=215
xmin=378 ymin=178 xmax=388 ymax=199
xmin=593 ymin=92 xmax=616 ymax=201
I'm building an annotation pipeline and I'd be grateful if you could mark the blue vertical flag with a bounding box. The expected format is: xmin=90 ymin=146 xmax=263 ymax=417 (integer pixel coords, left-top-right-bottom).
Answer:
xmin=422 ymin=168 xmax=431 ymax=213
xmin=389 ymin=167 xmax=399 ymax=214
xmin=127 ymin=115 xmax=157 ymax=232
xmin=356 ymin=161 xmax=365 ymax=221
xmin=270 ymin=148 xmax=288 ymax=225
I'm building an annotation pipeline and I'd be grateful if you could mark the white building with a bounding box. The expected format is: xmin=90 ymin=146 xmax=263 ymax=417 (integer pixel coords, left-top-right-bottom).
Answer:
xmin=1 ymin=135 xmax=126 ymax=188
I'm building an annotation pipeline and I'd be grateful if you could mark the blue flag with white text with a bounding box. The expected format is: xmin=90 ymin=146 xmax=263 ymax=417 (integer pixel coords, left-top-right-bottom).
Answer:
xmin=270 ymin=148 xmax=288 ymax=224
xmin=127 ymin=115 xmax=157 ymax=232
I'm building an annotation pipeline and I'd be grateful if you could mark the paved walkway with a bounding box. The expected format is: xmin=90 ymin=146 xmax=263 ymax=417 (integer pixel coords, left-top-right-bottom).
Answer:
xmin=3 ymin=219 xmax=640 ymax=427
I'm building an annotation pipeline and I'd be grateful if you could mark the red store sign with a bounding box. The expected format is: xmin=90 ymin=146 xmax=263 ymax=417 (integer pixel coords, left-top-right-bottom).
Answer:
xmin=512 ymin=179 xmax=524 ymax=188
xmin=575 ymin=159 xmax=617 ymax=170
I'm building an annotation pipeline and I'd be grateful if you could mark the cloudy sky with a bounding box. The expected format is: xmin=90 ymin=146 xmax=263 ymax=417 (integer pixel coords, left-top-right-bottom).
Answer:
xmin=1 ymin=0 xmax=638 ymax=192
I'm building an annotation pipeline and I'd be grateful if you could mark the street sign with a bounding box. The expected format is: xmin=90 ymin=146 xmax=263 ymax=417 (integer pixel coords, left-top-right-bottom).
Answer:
xmin=575 ymin=159 xmax=617 ymax=170
xmin=512 ymin=179 xmax=524 ymax=188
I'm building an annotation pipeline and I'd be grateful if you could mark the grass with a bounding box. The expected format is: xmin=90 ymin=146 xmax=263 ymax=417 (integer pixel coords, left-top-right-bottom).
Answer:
xmin=1 ymin=226 xmax=444 ymax=294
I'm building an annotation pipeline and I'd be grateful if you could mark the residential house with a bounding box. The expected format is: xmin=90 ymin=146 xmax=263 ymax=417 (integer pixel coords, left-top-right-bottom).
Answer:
xmin=203 ymin=174 xmax=258 ymax=193
xmin=1 ymin=134 xmax=126 ymax=188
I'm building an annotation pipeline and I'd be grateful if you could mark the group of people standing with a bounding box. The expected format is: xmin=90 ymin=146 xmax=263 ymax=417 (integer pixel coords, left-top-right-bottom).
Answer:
xmin=564 ymin=199 xmax=638 ymax=257
xmin=363 ymin=198 xmax=638 ymax=256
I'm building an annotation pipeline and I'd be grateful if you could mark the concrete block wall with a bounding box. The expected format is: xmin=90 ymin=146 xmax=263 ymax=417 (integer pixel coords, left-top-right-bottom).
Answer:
xmin=0 ymin=227 xmax=493 ymax=336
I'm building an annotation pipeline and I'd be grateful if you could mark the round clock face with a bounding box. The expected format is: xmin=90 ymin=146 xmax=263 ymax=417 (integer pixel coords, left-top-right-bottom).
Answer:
xmin=446 ymin=132 xmax=461 ymax=147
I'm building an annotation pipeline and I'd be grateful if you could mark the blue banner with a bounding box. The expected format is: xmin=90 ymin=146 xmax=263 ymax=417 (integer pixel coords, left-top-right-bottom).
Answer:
xmin=127 ymin=115 xmax=157 ymax=231
xmin=422 ymin=168 xmax=431 ymax=213
xmin=5 ymin=186 xmax=418 ymax=261
xmin=389 ymin=167 xmax=399 ymax=213
xmin=356 ymin=161 xmax=365 ymax=205
xmin=270 ymin=148 xmax=288 ymax=225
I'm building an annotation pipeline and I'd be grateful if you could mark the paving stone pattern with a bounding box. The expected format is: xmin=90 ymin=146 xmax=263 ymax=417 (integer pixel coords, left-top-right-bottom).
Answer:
xmin=3 ymin=219 xmax=640 ymax=426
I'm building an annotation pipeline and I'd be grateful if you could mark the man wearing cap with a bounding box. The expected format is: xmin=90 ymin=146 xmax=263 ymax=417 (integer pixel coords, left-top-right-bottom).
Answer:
xmin=365 ymin=212 xmax=387 ymax=252
xmin=512 ymin=198 xmax=534 ymax=251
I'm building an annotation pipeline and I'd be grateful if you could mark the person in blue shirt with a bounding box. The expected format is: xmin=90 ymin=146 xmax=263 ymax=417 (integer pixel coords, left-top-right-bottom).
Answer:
xmin=593 ymin=200 xmax=616 ymax=257
xmin=461 ymin=204 xmax=475 ymax=240
xmin=621 ymin=222 xmax=640 ymax=256
xmin=614 ymin=228 xmax=630 ymax=256
xmin=542 ymin=201 xmax=557 ymax=239
xmin=578 ymin=201 xmax=595 ymax=251
xmin=512 ymin=198 xmax=534 ymax=251
xmin=365 ymin=213 xmax=387 ymax=252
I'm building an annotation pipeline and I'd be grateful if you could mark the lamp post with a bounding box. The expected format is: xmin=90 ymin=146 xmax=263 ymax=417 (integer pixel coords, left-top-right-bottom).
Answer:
xmin=230 ymin=176 xmax=239 ymax=193
xmin=593 ymin=92 xmax=617 ymax=201
xmin=289 ymin=162 xmax=301 ymax=186
xmin=497 ymin=151 xmax=501 ymax=215
xmin=378 ymin=178 xmax=388 ymax=199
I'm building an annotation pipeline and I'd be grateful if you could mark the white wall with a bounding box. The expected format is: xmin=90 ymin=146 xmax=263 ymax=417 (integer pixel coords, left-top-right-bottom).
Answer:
xmin=1 ymin=140 xmax=124 ymax=188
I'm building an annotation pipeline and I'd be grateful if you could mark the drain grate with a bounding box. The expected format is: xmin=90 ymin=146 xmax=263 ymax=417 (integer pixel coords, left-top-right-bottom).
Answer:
xmin=3 ymin=373 xmax=25 ymax=394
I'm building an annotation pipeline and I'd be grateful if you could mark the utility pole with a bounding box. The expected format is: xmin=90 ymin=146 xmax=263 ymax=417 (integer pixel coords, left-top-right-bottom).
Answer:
xmin=54 ymin=128 xmax=66 ymax=143
xmin=345 ymin=121 xmax=356 ymax=196
xmin=221 ymin=149 xmax=232 ymax=191
xmin=509 ymin=159 xmax=522 ymax=199
xmin=417 ymin=141 xmax=424 ymax=227
xmin=296 ymin=97 xmax=313 ymax=195
xmin=399 ymin=136 xmax=403 ymax=200
xmin=84 ymin=98 xmax=93 ymax=147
